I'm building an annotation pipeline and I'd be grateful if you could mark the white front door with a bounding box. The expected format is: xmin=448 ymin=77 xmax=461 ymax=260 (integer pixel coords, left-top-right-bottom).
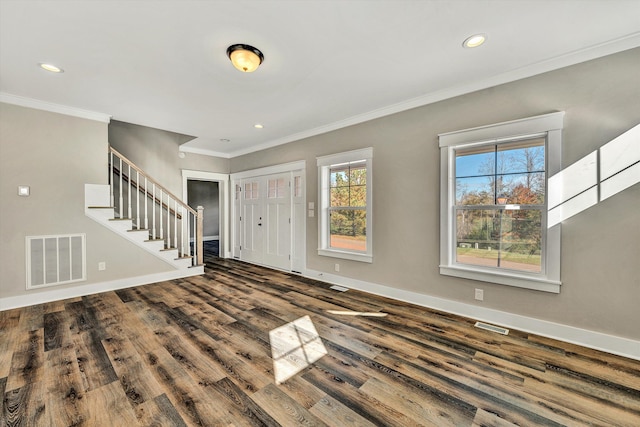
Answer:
xmin=231 ymin=162 xmax=306 ymax=273
xmin=241 ymin=180 xmax=263 ymax=264
xmin=263 ymin=173 xmax=291 ymax=270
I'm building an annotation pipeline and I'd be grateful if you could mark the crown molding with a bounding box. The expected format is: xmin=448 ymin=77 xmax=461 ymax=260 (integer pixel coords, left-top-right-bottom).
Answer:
xmin=226 ymin=33 xmax=640 ymax=159
xmin=0 ymin=92 xmax=111 ymax=123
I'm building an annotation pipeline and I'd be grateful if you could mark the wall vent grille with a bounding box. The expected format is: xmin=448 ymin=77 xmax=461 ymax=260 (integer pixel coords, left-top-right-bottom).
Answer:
xmin=329 ymin=285 xmax=349 ymax=292
xmin=474 ymin=321 xmax=509 ymax=335
xmin=26 ymin=234 xmax=86 ymax=289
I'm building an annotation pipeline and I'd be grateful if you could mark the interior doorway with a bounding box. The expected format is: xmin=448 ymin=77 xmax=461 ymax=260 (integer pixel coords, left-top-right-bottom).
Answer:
xmin=187 ymin=180 xmax=219 ymax=256
xmin=182 ymin=170 xmax=230 ymax=259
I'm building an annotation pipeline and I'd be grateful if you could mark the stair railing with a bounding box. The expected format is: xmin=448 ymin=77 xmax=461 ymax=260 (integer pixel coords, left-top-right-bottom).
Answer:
xmin=108 ymin=146 xmax=204 ymax=266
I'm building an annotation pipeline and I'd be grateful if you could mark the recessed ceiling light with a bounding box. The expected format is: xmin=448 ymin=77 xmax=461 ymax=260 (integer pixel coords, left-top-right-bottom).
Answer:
xmin=220 ymin=138 xmax=230 ymax=142
xmin=39 ymin=63 xmax=64 ymax=73
xmin=462 ymin=34 xmax=487 ymax=49
xmin=254 ymin=124 xmax=264 ymax=129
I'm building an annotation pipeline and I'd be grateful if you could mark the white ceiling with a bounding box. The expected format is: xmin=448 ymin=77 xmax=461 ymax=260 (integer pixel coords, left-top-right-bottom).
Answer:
xmin=1 ymin=1 xmax=639 ymax=158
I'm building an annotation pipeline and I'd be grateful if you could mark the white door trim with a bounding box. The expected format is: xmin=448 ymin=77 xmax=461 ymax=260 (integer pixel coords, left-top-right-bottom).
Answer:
xmin=230 ymin=160 xmax=306 ymax=181
xmin=182 ymin=170 xmax=230 ymax=258
xmin=231 ymin=161 xmax=306 ymax=272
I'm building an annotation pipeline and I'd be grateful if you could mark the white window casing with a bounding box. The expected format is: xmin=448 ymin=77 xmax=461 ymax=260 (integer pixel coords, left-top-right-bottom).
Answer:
xmin=439 ymin=112 xmax=564 ymax=293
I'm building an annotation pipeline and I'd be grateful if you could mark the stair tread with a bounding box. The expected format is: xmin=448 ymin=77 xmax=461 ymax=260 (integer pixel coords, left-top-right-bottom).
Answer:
xmin=127 ymin=228 xmax=150 ymax=232
xmin=175 ymin=255 xmax=194 ymax=260
xmin=109 ymin=218 xmax=132 ymax=221
xmin=88 ymin=206 xmax=115 ymax=209
xmin=160 ymin=247 xmax=178 ymax=252
xmin=145 ymin=238 xmax=164 ymax=242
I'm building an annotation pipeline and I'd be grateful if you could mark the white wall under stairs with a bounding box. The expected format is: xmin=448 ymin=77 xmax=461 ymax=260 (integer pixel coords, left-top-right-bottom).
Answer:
xmin=85 ymin=184 xmax=204 ymax=274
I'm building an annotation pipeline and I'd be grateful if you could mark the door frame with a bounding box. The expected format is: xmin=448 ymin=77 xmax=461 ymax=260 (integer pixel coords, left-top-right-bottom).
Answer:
xmin=182 ymin=170 xmax=230 ymax=258
xmin=230 ymin=160 xmax=306 ymax=271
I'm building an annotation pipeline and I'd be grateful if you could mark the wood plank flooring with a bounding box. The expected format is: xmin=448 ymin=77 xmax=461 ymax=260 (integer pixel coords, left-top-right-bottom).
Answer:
xmin=2 ymin=255 xmax=639 ymax=426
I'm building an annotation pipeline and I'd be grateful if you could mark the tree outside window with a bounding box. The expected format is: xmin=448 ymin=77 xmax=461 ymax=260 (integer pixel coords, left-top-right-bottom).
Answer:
xmin=454 ymin=138 xmax=545 ymax=273
xmin=329 ymin=161 xmax=367 ymax=251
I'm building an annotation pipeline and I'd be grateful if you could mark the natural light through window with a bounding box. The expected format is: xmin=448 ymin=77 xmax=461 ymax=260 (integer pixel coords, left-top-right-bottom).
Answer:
xmin=455 ymin=137 xmax=545 ymax=273
xmin=548 ymin=123 xmax=639 ymax=226
xmin=326 ymin=310 xmax=388 ymax=317
xmin=269 ymin=315 xmax=327 ymax=385
xmin=329 ymin=161 xmax=367 ymax=251
xmin=317 ymin=148 xmax=373 ymax=263
xmin=439 ymin=112 xmax=563 ymax=293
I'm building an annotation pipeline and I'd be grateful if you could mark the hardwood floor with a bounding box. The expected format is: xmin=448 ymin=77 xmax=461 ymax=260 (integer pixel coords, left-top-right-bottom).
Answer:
xmin=2 ymin=256 xmax=639 ymax=426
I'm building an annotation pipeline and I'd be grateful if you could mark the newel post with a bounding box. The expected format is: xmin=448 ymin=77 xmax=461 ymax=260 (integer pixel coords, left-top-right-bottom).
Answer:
xmin=196 ymin=206 xmax=204 ymax=265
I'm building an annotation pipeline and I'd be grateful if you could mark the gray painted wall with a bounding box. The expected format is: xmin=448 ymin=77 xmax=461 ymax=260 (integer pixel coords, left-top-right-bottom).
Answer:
xmin=108 ymin=120 xmax=230 ymax=197
xmin=0 ymin=103 xmax=172 ymax=301
xmin=230 ymin=48 xmax=640 ymax=341
xmin=187 ymin=180 xmax=219 ymax=237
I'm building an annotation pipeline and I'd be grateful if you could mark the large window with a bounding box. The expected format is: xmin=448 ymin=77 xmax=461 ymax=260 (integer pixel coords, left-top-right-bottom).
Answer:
xmin=317 ymin=148 xmax=373 ymax=263
xmin=439 ymin=113 xmax=564 ymax=292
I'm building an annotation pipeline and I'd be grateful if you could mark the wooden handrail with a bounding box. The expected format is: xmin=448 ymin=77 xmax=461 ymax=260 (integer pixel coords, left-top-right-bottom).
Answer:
xmin=109 ymin=146 xmax=197 ymax=216
xmin=109 ymin=146 xmax=203 ymax=265
xmin=111 ymin=166 xmax=183 ymax=220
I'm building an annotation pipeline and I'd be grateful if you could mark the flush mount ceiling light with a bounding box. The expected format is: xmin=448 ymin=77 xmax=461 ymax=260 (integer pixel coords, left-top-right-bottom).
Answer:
xmin=39 ymin=63 xmax=64 ymax=73
xmin=254 ymin=123 xmax=264 ymax=129
xmin=462 ymin=34 xmax=487 ymax=48
xmin=227 ymin=44 xmax=264 ymax=72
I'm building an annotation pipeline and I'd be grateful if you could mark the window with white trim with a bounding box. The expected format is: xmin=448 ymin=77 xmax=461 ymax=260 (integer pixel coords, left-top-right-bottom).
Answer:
xmin=439 ymin=113 xmax=564 ymax=293
xmin=317 ymin=148 xmax=373 ymax=263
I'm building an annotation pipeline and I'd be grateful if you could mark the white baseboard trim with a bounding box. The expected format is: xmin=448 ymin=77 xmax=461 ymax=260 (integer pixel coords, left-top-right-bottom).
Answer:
xmin=304 ymin=268 xmax=640 ymax=361
xmin=0 ymin=268 xmax=203 ymax=311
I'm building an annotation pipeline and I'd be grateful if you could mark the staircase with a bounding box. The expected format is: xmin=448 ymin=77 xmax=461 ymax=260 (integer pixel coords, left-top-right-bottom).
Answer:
xmin=84 ymin=147 xmax=204 ymax=274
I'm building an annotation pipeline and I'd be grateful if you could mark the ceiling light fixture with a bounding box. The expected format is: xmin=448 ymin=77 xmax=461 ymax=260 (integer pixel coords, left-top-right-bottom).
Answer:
xmin=227 ymin=44 xmax=264 ymax=72
xmin=39 ymin=63 xmax=64 ymax=73
xmin=254 ymin=124 xmax=264 ymax=129
xmin=462 ymin=34 xmax=487 ymax=48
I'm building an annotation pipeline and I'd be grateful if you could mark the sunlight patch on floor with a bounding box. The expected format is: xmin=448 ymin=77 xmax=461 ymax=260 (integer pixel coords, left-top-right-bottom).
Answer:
xmin=326 ymin=310 xmax=388 ymax=317
xmin=269 ymin=315 xmax=327 ymax=384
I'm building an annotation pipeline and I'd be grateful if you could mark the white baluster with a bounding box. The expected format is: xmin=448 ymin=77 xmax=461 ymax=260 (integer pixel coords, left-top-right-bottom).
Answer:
xmin=127 ymin=164 xmax=132 ymax=220
xmin=109 ymin=151 xmax=114 ymax=207
xmin=189 ymin=211 xmax=198 ymax=265
xmin=174 ymin=198 xmax=178 ymax=253
xmin=136 ymin=171 xmax=140 ymax=229
xmin=144 ymin=177 xmax=149 ymax=230
xmin=182 ymin=212 xmax=193 ymax=264
xmin=119 ymin=157 xmax=123 ymax=219
xmin=159 ymin=188 xmax=164 ymax=242
xmin=152 ymin=183 xmax=156 ymax=239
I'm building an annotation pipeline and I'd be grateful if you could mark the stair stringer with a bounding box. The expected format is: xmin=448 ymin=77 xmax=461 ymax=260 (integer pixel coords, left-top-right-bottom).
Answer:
xmin=84 ymin=184 xmax=204 ymax=274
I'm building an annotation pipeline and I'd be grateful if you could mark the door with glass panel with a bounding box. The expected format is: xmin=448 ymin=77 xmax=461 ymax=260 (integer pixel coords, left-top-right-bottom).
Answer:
xmin=241 ymin=180 xmax=263 ymax=264
xmin=263 ymin=173 xmax=291 ymax=270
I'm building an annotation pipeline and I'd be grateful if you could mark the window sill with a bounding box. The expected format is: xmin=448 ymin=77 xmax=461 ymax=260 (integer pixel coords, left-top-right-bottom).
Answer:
xmin=439 ymin=265 xmax=561 ymax=293
xmin=318 ymin=248 xmax=372 ymax=263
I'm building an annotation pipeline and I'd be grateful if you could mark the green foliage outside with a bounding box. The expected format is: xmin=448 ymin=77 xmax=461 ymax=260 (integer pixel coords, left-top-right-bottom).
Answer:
xmin=330 ymin=165 xmax=366 ymax=239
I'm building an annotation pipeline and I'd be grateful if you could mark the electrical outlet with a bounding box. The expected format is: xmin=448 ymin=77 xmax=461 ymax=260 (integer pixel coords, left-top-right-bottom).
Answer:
xmin=98 ymin=262 xmax=106 ymax=271
xmin=475 ymin=288 xmax=484 ymax=301
xmin=334 ymin=263 xmax=340 ymax=272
